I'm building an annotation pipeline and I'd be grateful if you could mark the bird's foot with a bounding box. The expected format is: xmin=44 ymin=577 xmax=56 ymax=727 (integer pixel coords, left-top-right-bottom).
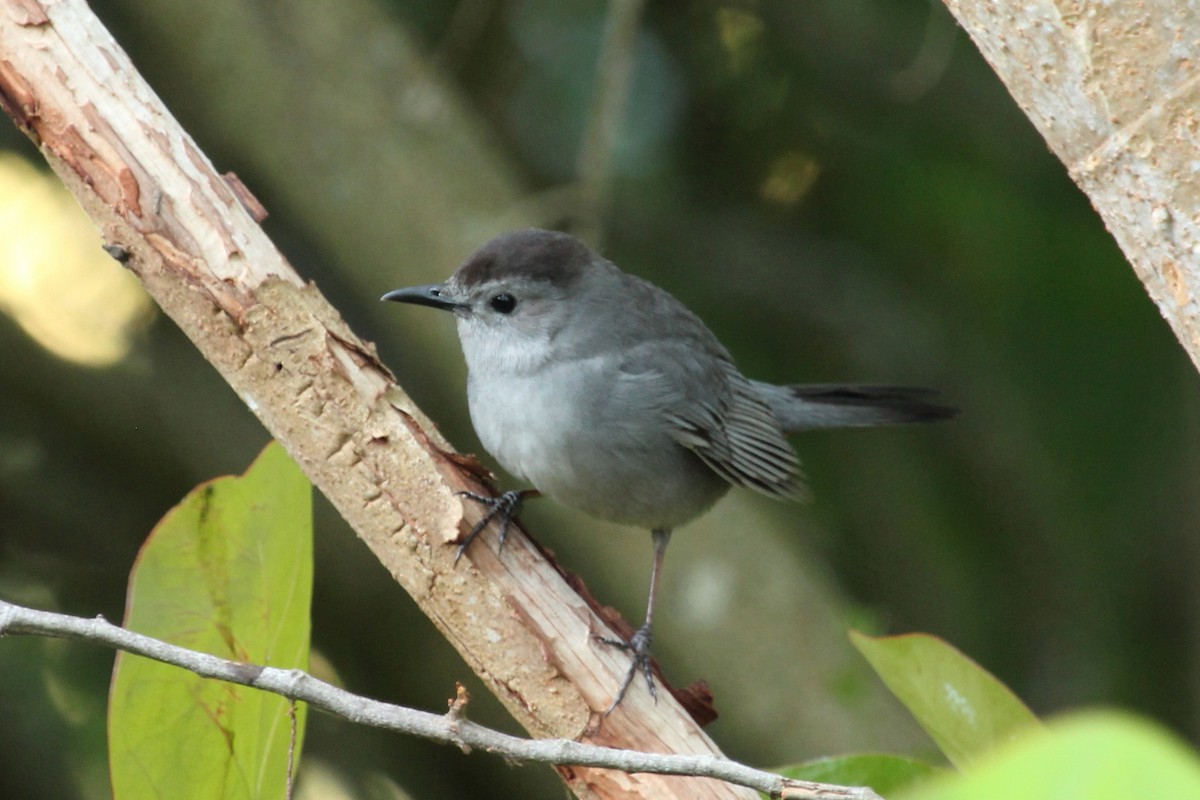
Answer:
xmin=596 ymin=623 xmax=656 ymax=714
xmin=455 ymin=489 xmax=529 ymax=563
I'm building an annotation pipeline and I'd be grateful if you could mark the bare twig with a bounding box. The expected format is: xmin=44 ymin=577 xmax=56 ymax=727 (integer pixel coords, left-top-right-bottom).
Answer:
xmin=0 ymin=599 xmax=880 ymax=800
xmin=574 ymin=0 xmax=648 ymax=247
xmin=287 ymin=700 xmax=298 ymax=800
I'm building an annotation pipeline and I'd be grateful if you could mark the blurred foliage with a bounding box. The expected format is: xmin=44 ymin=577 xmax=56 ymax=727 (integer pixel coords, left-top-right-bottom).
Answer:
xmin=896 ymin=712 xmax=1200 ymax=800
xmin=774 ymin=753 xmax=943 ymax=798
xmin=0 ymin=155 xmax=153 ymax=367
xmin=1 ymin=1 xmax=1198 ymax=798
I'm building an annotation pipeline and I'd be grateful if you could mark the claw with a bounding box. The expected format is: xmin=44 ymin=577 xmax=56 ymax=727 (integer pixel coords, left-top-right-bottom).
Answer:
xmin=596 ymin=623 xmax=656 ymax=714
xmin=455 ymin=489 xmax=528 ymax=562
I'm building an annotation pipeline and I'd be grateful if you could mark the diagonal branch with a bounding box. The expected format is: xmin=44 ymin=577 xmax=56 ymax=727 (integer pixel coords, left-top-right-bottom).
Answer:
xmin=941 ymin=1 xmax=1200 ymax=374
xmin=0 ymin=599 xmax=881 ymax=800
xmin=0 ymin=1 xmax=740 ymax=798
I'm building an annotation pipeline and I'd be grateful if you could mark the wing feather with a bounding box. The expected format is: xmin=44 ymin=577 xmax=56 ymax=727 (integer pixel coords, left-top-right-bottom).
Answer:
xmin=667 ymin=362 xmax=806 ymax=501
xmin=602 ymin=273 xmax=806 ymax=502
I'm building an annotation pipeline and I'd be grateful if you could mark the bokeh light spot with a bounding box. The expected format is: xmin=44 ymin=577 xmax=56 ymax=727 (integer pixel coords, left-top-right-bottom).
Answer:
xmin=0 ymin=153 xmax=154 ymax=367
xmin=715 ymin=6 xmax=764 ymax=73
xmin=760 ymin=150 xmax=821 ymax=206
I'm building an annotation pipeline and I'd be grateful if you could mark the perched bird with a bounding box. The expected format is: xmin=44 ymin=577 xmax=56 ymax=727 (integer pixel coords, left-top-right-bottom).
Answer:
xmin=383 ymin=228 xmax=954 ymax=711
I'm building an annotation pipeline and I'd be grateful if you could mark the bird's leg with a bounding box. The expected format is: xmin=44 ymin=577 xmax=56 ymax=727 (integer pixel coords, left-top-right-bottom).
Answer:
xmin=455 ymin=488 xmax=539 ymax=563
xmin=598 ymin=528 xmax=672 ymax=714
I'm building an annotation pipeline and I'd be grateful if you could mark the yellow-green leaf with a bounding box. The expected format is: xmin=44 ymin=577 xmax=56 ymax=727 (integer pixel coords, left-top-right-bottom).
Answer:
xmin=850 ymin=631 xmax=1039 ymax=768
xmin=897 ymin=711 xmax=1200 ymax=800
xmin=109 ymin=442 xmax=312 ymax=800
xmin=768 ymin=753 xmax=942 ymax=798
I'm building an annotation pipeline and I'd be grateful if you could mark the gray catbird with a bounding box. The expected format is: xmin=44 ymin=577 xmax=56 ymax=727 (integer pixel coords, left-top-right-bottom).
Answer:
xmin=383 ymin=228 xmax=954 ymax=711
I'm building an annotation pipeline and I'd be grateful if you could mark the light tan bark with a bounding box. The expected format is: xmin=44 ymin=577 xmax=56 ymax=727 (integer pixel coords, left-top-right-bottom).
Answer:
xmin=943 ymin=1 xmax=1200 ymax=369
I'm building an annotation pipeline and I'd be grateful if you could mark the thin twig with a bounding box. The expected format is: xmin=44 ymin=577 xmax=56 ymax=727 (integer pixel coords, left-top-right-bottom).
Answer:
xmin=0 ymin=599 xmax=880 ymax=800
xmin=287 ymin=700 xmax=298 ymax=800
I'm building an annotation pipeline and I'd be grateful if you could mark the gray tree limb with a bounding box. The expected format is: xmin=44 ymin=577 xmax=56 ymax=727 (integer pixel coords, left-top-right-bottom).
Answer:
xmin=943 ymin=1 xmax=1200 ymax=372
xmin=0 ymin=599 xmax=880 ymax=800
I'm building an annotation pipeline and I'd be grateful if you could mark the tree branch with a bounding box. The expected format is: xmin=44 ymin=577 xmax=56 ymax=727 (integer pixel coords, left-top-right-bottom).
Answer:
xmin=0 ymin=599 xmax=880 ymax=800
xmin=0 ymin=1 xmax=756 ymax=798
xmin=942 ymin=0 xmax=1200 ymax=373
xmin=573 ymin=0 xmax=648 ymax=247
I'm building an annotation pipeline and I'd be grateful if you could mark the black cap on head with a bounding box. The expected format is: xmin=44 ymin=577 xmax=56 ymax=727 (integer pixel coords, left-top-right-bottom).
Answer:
xmin=454 ymin=229 xmax=593 ymax=289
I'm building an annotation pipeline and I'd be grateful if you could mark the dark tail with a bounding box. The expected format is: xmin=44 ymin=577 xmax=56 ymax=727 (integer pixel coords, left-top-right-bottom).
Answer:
xmin=752 ymin=381 xmax=958 ymax=433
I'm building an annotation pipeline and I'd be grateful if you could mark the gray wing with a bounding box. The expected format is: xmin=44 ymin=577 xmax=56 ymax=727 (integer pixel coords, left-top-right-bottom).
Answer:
xmin=666 ymin=361 xmax=807 ymax=501
xmin=615 ymin=337 xmax=806 ymax=501
xmin=599 ymin=270 xmax=806 ymax=501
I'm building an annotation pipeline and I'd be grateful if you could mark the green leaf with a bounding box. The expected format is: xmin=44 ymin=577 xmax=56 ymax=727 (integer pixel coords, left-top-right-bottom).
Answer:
xmin=109 ymin=442 xmax=313 ymax=800
xmin=769 ymin=753 xmax=943 ymax=798
xmin=850 ymin=631 xmax=1039 ymax=768
xmin=896 ymin=711 xmax=1200 ymax=800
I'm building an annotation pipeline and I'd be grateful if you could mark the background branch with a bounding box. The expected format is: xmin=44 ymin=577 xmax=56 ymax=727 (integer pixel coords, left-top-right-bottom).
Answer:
xmin=573 ymin=0 xmax=648 ymax=247
xmin=0 ymin=599 xmax=880 ymax=800
xmin=942 ymin=0 xmax=1200 ymax=371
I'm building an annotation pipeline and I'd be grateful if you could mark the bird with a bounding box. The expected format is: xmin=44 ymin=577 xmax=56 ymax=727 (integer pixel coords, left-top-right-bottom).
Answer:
xmin=382 ymin=228 xmax=954 ymax=712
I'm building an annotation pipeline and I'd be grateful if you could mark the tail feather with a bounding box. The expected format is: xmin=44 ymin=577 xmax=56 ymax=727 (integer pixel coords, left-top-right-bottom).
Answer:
xmin=752 ymin=381 xmax=958 ymax=433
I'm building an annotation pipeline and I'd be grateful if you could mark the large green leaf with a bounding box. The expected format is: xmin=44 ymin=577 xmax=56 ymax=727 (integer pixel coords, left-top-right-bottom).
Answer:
xmin=109 ymin=442 xmax=312 ymax=800
xmin=768 ymin=753 xmax=942 ymax=798
xmin=850 ymin=631 xmax=1038 ymax=768
xmin=897 ymin=711 xmax=1200 ymax=800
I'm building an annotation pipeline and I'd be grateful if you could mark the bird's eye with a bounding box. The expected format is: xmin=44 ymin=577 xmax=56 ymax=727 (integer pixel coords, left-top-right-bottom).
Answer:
xmin=489 ymin=293 xmax=517 ymax=314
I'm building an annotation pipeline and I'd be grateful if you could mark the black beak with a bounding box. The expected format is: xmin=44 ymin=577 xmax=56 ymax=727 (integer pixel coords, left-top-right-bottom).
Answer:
xmin=380 ymin=284 xmax=465 ymax=312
